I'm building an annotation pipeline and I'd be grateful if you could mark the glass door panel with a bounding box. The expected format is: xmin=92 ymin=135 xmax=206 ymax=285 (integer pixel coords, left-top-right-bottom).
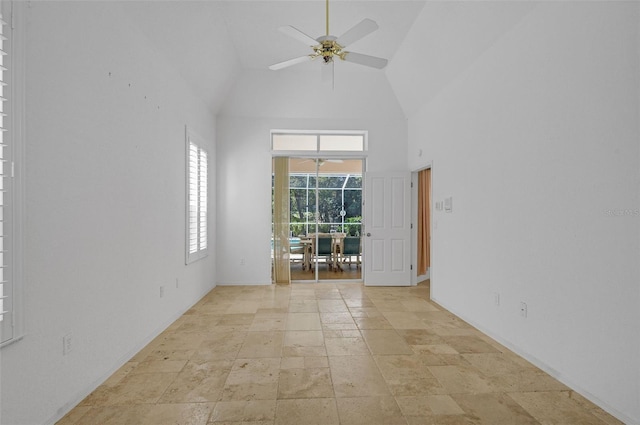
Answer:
xmin=285 ymin=158 xmax=363 ymax=282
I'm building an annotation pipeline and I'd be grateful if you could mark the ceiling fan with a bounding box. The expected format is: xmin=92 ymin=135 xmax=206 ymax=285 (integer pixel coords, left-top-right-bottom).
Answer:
xmin=299 ymin=158 xmax=344 ymax=165
xmin=269 ymin=0 xmax=388 ymax=73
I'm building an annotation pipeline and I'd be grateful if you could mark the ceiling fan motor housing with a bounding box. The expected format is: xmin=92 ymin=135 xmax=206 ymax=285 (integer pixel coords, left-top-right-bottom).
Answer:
xmin=314 ymin=35 xmax=345 ymax=63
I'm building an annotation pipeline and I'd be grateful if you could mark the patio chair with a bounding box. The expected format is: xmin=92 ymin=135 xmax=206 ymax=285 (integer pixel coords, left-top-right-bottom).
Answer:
xmin=311 ymin=236 xmax=334 ymax=271
xmin=341 ymin=237 xmax=361 ymax=269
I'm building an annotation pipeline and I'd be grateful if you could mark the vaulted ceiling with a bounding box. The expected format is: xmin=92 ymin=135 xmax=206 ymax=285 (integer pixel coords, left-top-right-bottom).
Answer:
xmin=118 ymin=1 xmax=536 ymax=118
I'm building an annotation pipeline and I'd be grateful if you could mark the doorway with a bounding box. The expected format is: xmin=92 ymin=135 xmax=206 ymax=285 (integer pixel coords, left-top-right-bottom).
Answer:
xmin=272 ymin=157 xmax=364 ymax=283
xmin=412 ymin=167 xmax=431 ymax=285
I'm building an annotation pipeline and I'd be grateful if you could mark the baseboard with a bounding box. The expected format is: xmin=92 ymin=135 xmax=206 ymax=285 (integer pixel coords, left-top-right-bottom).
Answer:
xmin=430 ymin=296 xmax=638 ymax=425
xmin=216 ymin=280 xmax=273 ymax=286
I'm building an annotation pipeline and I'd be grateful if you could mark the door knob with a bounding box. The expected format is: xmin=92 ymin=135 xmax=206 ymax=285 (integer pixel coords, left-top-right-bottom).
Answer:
xmin=366 ymin=233 xmax=371 ymax=237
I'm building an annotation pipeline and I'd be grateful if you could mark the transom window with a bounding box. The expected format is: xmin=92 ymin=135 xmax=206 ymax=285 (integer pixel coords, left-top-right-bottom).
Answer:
xmin=272 ymin=132 xmax=366 ymax=153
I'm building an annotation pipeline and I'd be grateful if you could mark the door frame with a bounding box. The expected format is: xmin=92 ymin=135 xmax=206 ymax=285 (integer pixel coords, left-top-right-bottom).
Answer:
xmin=363 ymin=171 xmax=412 ymax=286
xmin=411 ymin=162 xmax=433 ymax=286
xmin=272 ymin=155 xmax=367 ymax=283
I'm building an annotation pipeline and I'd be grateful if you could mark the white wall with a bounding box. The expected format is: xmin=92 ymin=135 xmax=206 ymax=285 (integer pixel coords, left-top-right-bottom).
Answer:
xmin=0 ymin=2 xmax=226 ymax=424
xmin=390 ymin=2 xmax=640 ymax=423
xmin=216 ymin=69 xmax=407 ymax=285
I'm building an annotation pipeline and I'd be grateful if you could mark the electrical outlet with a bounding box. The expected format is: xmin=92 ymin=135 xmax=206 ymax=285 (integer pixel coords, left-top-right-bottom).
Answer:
xmin=63 ymin=333 xmax=73 ymax=356
xmin=494 ymin=292 xmax=500 ymax=306
xmin=176 ymin=278 xmax=179 ymax=289
xmin=160 ymin=286 xmax=165 ymax=298
xmin=240 ymin=258 xmax=246 ymax=266
xmin=520 ymin=302 xmax=527 ymax=318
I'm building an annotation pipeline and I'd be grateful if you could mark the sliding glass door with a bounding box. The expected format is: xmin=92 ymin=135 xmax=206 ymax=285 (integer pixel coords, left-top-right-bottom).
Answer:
xmin=272 ymin=157 xmax=364 ymax=282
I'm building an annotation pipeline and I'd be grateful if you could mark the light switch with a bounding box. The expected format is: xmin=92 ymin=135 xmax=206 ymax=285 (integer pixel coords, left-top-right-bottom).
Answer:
xmin=444 ymin=196 xmax=453 ymax=212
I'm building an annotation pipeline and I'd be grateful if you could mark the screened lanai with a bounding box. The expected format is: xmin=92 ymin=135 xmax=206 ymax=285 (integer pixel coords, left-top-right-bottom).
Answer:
xmin=272 ymin=157 xmax=364 ymax=282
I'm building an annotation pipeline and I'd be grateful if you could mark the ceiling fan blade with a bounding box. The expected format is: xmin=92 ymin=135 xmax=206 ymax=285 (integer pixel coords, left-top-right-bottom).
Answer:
xmin=342 ymin=51 xmax=388 ymax=69
xmin=335 ymin=18 xmax=378 ymax=47
xmin=278 ymin=25 xmax=320 ymax=47
xmin=269 ymin=55 xmax=313 ymax=71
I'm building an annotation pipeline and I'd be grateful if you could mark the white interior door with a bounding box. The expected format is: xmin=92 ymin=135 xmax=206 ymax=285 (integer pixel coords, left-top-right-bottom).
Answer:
xmin=363 ymin=171 xmax=411 ymax=286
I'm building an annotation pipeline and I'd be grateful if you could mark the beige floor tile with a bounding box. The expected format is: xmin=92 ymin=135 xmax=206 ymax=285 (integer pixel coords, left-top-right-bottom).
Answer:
xmin=225 ymin=301 xmax=261 ymax=314
xmin=221 ymin=358 xmax=281 ymax=401
xmin=283 ymin=330 xmax=324 ymax=347
xmin=336 ymin=397 xmax=406 ymax=425
xmin=218 ymin=314 xmax=256 ymax=326
xmin=280 ymin=357 xmax=305 ymax=369
xmin=130 ymin=359 xmax=188 ymax=374
xmin=344 ymin=298 xmax=376 ymax=308
xmin=274 ymin=398 xmax=339 ymax=425
xmin=325 ymin=336 xmax=370 ymax=356
xmin=176 ymin=315 xmax=223 ymax=333
xmin=354 ymin=316 xmax=394 ymax=330
xmin=237 ymin=331 xmax=284 ymax=358
xmin=375 ymin=355 xmax=442 ymax=396
xmin=101 ymin=362 xmax=139 ymax=387
xmin=383 ymin=311 xmax=430 ymax=329
xmin=144 ymin=332 xmax=207 ymax=356
xmin=323 ymin=329 xmax=361 ymax=338
xmin=440 ymin=336 xmax=500 ymax=354
xmin=508 ymin=391 xmax=609 ymax=425
xmin=158 ymin=359 xmax=233 ymax=403
xmin=288 ymin=300 xmax=318 ymax=313
xmin=427 ymin=364 xmax=498 ymax=395
xmin=142 ymin=403 xmax=215 ymax=425
xmin=320 ymin=312 xmax=354 ymax=324
xmin=452 ymin=393 xmax=540 ymax=424
xmin=400 ymin=299 xmax=440 ymax=312
xmin=322 ymin=322 xmax=359 ymax=331
xmin=317 ymin=299 xmax=349 ymax=312
xmin=396 ymin=329 xmax=444 ymax=346
xmin=63 ymin=282 xmax=622 ymax=425
xmin=69 ymin=405 xmax=155 ymax=425
xmin=349 ymin=307 xmax=384 ymax=318
xmin=329 ymin=356 xmax=391 ymax=397
xmin=405 ymin=414 xmax=481 ymax=425
xmin=285 ymin=313 xmax=322 ymax=330
xmin=362 ymin=330 xmax=414 ymax=355
xmin=374 ymin=301 xmax=409 ymax=312
xmin=249 ymin=316 xmax=287 ymax=331
xmin=191 ymin=331 xmax=247 ymax=361
xmin=209 ymin=400 xmax=276 ymax=423
xmin=304 ymin=356 xmax=329 ymax=368
xmin=282 ymin=345 xmax=327 ymax=357
xmin=564 ymin=391 xmax=625 ymax=425
xmin=139 ymin=347 xmax=195 ymax=362
xmin=278 ymin=368 xmax=334 ymax=399
xmin=89 ymin=372 xmax=179 ymax=406
xmin=395 ymin=395 xmax=465 ymax=416
xmin=56 ymin=406 xmax=93 ymax=425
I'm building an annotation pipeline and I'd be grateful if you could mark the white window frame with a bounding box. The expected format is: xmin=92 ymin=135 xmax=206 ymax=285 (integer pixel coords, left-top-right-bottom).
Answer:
xmin=1 ymin=0 xmax=25 ymax=348
xmin=185 ymin=127 xmax=208 ymax=264
xmin=271 ymin=130 xmax=368 ymax=159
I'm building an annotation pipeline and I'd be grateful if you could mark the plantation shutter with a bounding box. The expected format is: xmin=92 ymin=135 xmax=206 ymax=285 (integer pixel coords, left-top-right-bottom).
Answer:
xmin=0 ymin=10 xmax=12 ymax=343
xmin=186 ymin=136 xmax=208 ymax=263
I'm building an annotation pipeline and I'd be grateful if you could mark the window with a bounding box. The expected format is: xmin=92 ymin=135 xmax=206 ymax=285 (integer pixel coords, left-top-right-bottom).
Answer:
xmin=1 ymin=1 xmax=23 ymax=347
xmin=0 ymin=11 xmax=8 ymax=336
xmin=186 ymin=129 xmax=208 ymax=264
xmin=272 ymin=131 xmax=366 ymax=153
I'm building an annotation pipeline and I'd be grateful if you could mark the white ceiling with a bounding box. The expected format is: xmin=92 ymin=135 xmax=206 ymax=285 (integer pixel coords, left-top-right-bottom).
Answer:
xmin=220 ymin=1 xmax=426 ymax=70
xmin=122 ymin=1 xmax=426 ymax=112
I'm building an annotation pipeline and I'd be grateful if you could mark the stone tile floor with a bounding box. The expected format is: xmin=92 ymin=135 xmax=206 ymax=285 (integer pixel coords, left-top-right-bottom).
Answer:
xmin=57 ymin=283 xmax=623 ymax=425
